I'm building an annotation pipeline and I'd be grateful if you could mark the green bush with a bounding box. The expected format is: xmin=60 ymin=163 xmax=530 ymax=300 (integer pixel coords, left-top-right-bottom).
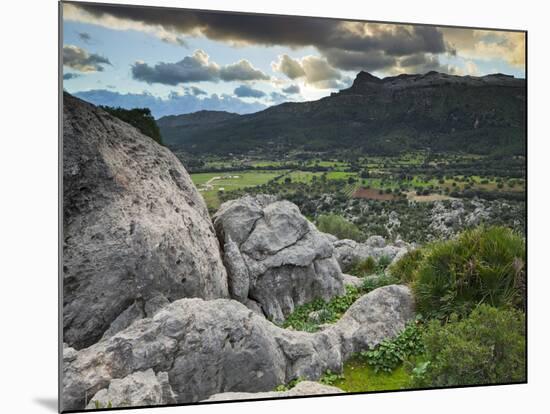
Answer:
xmin=412 ymin=226 xmax=525 ymax=319
xmin=101 ymin=106 xmax=163 ymax=145
xmin=317 ymin=214 xmax=364 ymax=242
xmin=360 ymin=320 xmax=425 ymax=373
xmin=351 ymin=257 xmax=377 ymax=275
xmin=388 ymin=249 xmax=424 ymax=283
xmin=413 ymin=305 xmax=526 ymax=387
xmin=377 ymin=255 xmax=392 ymax=270
xmin=350 ymin=255 xmax=393 ymax=277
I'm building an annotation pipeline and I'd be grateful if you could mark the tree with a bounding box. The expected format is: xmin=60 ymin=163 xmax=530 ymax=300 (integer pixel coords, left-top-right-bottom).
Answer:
xmin=100 ymin=106 xmax=163 ymax=145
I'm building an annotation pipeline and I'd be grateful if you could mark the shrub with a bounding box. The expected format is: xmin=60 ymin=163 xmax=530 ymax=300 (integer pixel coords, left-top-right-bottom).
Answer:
xmin=350 ymin=255 xmax=394 ymax=277
xmin=388 ymin=249 xmax=424 ymax=283
xmin=413 ymin=305 xmax=525 ymax=387
xmin=317 ymin=214 xmax=364 ymax=242
xmin=377 ymin=255 xmax=392 ymax=270
xmin=412 ymin=226 xmax=525 ymax=319
xmin=350 ymin=257 xmax=377 ymax=275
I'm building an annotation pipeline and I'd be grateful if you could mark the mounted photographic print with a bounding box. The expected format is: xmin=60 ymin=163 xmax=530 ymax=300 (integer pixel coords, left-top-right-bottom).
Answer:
xmin=60 ymin=1 xmax=527 ymax=412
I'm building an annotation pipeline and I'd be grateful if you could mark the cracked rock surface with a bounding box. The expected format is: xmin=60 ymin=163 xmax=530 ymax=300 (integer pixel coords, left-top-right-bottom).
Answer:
xmin=213 ymin=195 xmax=345 ymax=321
xmin=85 ymin=369 xmax=176 ymax=409
xmin=62 ymin=93 xmax=228 ymax=350
xmin=62 ymin=285 xmax=414 ymax=410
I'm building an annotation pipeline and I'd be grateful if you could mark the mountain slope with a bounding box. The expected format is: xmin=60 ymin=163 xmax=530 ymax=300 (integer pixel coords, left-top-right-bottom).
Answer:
xmin=159 ymin=71 xmax=526 ymax=156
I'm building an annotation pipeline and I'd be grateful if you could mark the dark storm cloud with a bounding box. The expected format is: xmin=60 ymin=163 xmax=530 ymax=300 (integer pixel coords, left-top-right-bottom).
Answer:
xmin=131 ymin=49 xmax=269 ymax=85
xmin=131 ymin=50 xmax=218 ymax=84
xmin=322 ymin=49 xmax=396 ymax=72
xmin=63 ymin=72 xmax=81 ymax=80
xmin=63 ymin=45 xmax=111 ymax=72
xmin=67 ymin=3 xmax=448 ymax=72
xmin=282 ymin=84 xmax=300 ymax=94
xmin=399 ymin=54 xmax=458 ymax=74
xmin=234 ymin=85 xmax=266 ymax=98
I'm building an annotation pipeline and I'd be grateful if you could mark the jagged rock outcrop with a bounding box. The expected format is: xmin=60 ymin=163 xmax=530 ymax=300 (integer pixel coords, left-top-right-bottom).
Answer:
xmin=62 ymin=93 xmax=228 ymax=349
xmin=333 ymin=236 xmax=411 ymax=272
xmin=85 ymin=369 xmax=176 ymax=409
xmin=202 ymin=381 xmax=343 ymax=402
xmin=213 ymin=195 xmax=345 ymax=321
xmin=62 ymin=285 xmax=414 ymax=410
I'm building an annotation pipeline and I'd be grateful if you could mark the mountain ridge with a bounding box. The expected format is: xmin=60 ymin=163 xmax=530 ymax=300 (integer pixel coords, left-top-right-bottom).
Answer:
xmin=158 ymin=71 xmax=526 ymax=155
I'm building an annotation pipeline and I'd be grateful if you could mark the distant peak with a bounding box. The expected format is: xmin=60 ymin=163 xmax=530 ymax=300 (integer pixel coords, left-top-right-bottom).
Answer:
xmin=354 ymin=71 xmax=382 ymax=84
xmin=423 ymin=70 xmax=441 ymax=77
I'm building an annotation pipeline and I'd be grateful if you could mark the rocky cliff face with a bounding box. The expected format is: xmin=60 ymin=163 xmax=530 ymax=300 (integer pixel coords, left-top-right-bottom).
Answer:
xmin=62 ymin=93 xmax=228 ymax=349
xmin=213 ymin=195 xmax=345 ymax=321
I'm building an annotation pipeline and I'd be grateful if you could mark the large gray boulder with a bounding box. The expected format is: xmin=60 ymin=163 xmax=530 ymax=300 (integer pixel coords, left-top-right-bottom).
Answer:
xmin=85 ymin=369 xmax=176 ymax=409
xmin=202 ymin=381 xmax=343 ymax=402
xmin=62 ymin=93 xmax=228 ymax=349
xmin=213 ymin=195 xmax=345 ymax=321
xmin=333 ymin=236 xmax=411 ymax=272
xmin=62 ymin=285 xmax=414 ymax=410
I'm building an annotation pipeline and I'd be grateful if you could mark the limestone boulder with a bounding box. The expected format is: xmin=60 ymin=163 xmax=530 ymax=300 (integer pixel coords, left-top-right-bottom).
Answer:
xmin=213 ymin=195 xmax=345 ymax=321
xmin=62 ymin=93 xmax=228 ymax=349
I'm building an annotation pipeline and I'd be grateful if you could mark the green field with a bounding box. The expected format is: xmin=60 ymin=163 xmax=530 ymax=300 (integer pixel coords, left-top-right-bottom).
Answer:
xmin=191 ymin=170 xmax=286 ymax=209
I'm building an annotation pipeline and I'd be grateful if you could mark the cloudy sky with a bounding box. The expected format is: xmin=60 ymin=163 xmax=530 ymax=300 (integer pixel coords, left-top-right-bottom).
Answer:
xmin=62 ymin=2 xmax=526 ymax=118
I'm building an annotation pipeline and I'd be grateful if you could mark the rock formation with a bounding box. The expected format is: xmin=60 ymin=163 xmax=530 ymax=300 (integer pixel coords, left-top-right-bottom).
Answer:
xmin=213 ymin=195 xmax=345 ymax=321
xmin=62 ymin=93 xmax=228 ymax=349
xmin=333 ymin=236 xmax=411 ymax=272
xmin=62 ymin=285 xmax=414 ymax=410
xmin=85 ymin=369 xmax=176 ymax=409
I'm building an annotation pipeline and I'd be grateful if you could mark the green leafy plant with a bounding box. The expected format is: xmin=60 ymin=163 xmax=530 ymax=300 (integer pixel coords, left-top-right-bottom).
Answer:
xmin=412 ymin=226 xmax=525 ymax=319
xmin=282 ymin=277 xmax=402 ymax=332
xmin=414 ymin=304 xmax=526 ymax=387
xmin=360 ymin=319 xmax=425 ymax=373
xmin=275 ymin=377 xmax=304 ymax=391
xmin=319 ymin=370 xmax=345 ymax=386
xmin=281 ymin=285 xmax=362 ymax=331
